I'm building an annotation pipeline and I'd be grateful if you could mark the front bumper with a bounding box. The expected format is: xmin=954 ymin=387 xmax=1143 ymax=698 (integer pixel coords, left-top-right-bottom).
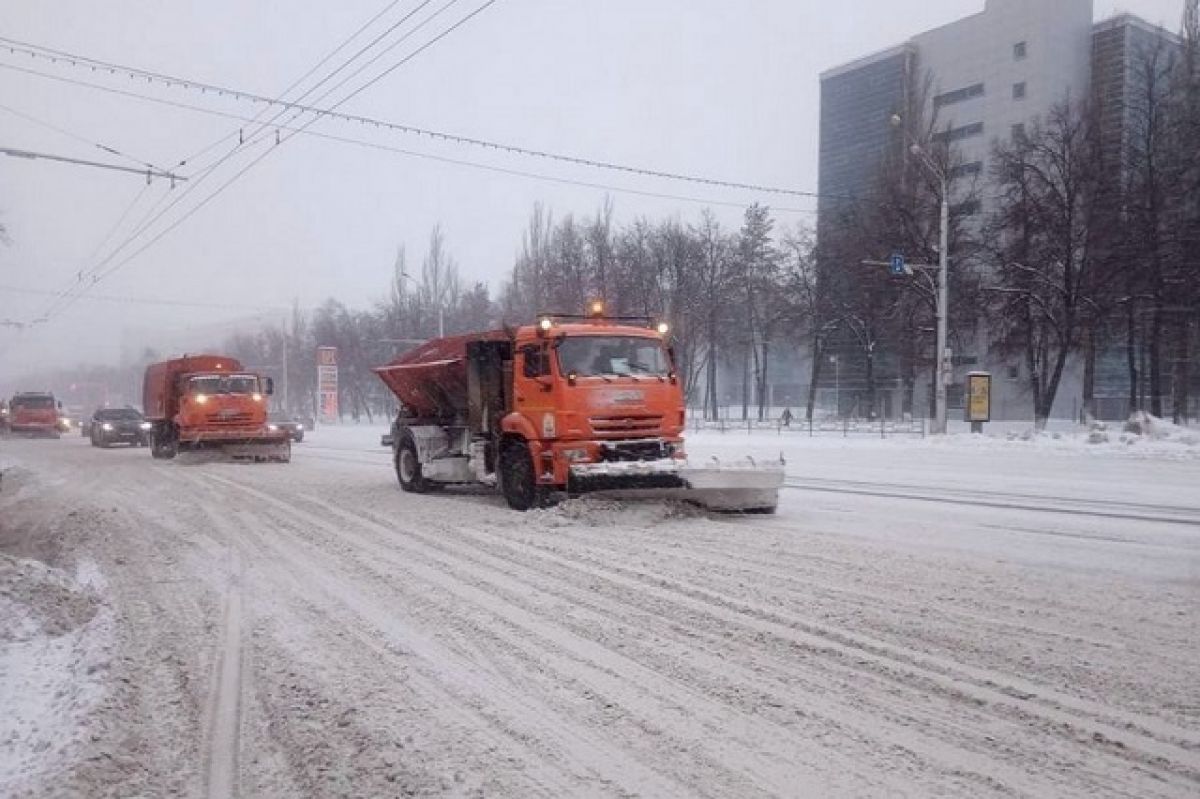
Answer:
xmin=99 ymin=429 xmax=147 ymax=442
xmin=178 ymin=426 xmax=289 ymax=445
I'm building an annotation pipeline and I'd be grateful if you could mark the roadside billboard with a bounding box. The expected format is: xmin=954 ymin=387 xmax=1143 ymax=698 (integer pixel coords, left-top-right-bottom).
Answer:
xmin=317 ymin=346 xmax=338 ymax=423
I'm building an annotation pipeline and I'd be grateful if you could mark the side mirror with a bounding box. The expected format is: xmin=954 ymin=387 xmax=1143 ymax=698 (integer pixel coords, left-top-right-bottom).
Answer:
xmin=265 ymin=377 xmax=275 ymax=396
xmin=57 ymin=401 xmax=63 ymax=410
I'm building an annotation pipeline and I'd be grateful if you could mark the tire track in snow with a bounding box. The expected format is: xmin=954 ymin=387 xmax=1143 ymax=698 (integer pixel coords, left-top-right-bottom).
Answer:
xmin=201 ymin=545 xmax=246 ymax=799
xmin=170 ymin=469 xmax=579 ymax=797
xmin=257 ymin=480 xmax=1200 ymax=794
xmin=204 ymin=474 xmax=1097 ymax=797
xmin=195 ymin=473 xmax=693 ymax=798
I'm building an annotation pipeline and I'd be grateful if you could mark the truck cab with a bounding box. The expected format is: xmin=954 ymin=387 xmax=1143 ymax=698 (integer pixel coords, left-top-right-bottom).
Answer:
xmin=8 ymin=392 xmax=62 ymax=438
xmin=503 ymin=321 xmax=686 ymax=498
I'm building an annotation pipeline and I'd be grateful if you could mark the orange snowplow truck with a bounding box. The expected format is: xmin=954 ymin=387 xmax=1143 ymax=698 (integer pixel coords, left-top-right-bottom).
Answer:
xmin=374 ymin=309 xmax=782 ymax=512
xmin=142 ymin=355 xmax=290 ymax=462
xmin=7 ymin=392 xmax=63 ymax=438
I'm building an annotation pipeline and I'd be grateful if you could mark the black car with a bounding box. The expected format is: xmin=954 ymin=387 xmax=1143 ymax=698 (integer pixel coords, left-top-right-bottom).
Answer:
xmin=90 ymin=407 xmax=151 ymax=448
xmin=269 ymin=418 xmax=305 ymax=442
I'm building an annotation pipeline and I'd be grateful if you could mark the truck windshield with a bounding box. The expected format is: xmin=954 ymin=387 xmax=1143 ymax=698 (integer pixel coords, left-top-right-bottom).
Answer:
xmin=12 ymin=396 xmax=54 ymax=409
xmin=96 ymin=409 xmax=143 ymax=421
xmin=188 ymin=375 xmax=260 ymax=395
xmin=557 ymin=336 xmax=670 ymax=377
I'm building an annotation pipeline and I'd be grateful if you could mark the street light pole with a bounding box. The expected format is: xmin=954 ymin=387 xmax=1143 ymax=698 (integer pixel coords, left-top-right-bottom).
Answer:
xmin=830 ymin=354 xmax=840 ymax=418
xmin=934 ymin=175 xmax=950 ymax=435
xmin=890 ymin=114 xmax=950 ymax=435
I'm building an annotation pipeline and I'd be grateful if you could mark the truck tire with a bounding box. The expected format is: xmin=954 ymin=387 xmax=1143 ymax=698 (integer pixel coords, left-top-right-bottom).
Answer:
xmin=150 ymin=427 xmax=178 ymax=460
xmin=499 ymin=440 xmax=545 ymax=511
xmin=395 ymin=431 xmax=432 ymax=493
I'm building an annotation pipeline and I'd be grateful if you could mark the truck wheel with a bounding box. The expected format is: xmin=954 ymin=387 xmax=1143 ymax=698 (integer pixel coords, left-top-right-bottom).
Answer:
xmin=500 ymin=440 xmax=545 ymax=511
xmin=150 ymin=431 xmax=177 ymax=460
xmin=395 ymin=432 xmax=431 ymax=493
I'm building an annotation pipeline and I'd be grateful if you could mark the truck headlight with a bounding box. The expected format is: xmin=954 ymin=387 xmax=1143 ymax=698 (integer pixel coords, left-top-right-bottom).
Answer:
xmin=140 ymin=422 xmax=152 ymax=431
xmin=268 ymin=424 xmax=279 ymax=432
xmin=102 ymin=423 xmax=114 ymax=431
xmin=194 ymin=394 xmax=208 ymax=405
xmin=562 ymin=448 xmax=589 ymax=462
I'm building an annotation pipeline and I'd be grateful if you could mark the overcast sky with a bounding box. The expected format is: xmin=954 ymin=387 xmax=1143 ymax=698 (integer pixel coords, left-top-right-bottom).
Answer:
xmin=0 ymin=0 xmax=1186 ymax=376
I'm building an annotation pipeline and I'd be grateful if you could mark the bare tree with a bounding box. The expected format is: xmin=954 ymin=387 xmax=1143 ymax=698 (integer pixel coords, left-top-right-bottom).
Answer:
xmin=987 ymin=99 xmax=1106 ymax=428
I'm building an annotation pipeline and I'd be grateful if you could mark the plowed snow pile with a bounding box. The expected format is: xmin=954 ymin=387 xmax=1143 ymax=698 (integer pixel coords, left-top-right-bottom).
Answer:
xmin=0 ymin=555 xmax=112 ymax=798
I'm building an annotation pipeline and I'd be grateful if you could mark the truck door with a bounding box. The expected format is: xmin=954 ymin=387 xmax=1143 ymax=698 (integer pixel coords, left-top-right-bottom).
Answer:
xmin=514 ymin=343 xmax=556 ymax=441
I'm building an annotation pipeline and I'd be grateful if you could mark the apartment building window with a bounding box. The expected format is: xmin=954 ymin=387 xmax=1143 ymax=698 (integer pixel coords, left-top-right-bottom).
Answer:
xmin=950 ymin=161 xmax=984 ymax=179
xmin=1011 ymin=122 xmax=1026 ymax=141
xmin=1013 ymin=81 xmax=1027 ymax=100
xmin=952 ymin=199 xmax=982 ymax=217
xmin=933 ymin=122 xmax=984 ymax=144
xmin=934 ymin=83 xmax=985 ymax=108
xmin=1014 ymin=41 xmax=1028 ymax=60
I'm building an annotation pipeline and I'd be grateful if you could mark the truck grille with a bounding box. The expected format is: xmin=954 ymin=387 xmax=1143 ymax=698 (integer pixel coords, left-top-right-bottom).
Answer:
xmin=206 ymin=412 xmax=255 ymax=425
xmin=589 ymin=414 xmax=663 ymax=438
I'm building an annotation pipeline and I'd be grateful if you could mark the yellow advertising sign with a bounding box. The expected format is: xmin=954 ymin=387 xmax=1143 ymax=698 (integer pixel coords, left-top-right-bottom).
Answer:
xmin=966 ymin=372 xmax=991 ymax=423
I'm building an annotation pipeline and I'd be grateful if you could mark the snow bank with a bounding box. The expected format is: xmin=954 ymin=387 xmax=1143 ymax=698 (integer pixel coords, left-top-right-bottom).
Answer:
xmin=1119 ymin=412 xmax=1200 ymax=445
xmin=0 ymin=556 xmax=112 ymax=796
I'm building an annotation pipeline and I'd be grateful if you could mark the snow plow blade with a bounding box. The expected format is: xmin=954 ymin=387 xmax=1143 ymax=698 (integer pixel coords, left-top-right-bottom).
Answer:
xmin=570 ymin=458 xmax=784 ymax=513
xmin=179 ymin=437 xmax=291 ymax=463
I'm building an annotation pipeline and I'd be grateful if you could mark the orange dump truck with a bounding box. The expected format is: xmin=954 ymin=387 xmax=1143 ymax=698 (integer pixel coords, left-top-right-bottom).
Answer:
xmin=375 ymin=311 xmax=782 ymax=512
xmin=142 ymin=355 xmax=289 ymax=462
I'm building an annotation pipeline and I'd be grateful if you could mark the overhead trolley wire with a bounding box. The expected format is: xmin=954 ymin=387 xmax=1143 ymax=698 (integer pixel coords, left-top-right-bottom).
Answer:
xmin=18 ymin=0 xmax=503 ymax=324
xmin=0 ymin=61 xmax=821 ymax=216
xmin=17 ymin=0 xmax=438 ymax=323
xmin=0 ymin=28 xmax=828 ymax=201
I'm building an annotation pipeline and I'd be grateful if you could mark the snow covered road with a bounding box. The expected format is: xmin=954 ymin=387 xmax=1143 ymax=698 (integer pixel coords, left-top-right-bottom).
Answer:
xmin=1 ymin=429 xmax=1198 ymax=797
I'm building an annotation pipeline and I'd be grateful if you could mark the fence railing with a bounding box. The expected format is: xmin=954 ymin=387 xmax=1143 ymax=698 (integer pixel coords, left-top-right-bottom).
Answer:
xmin=687 ymin=414 xmax=928 ymax=438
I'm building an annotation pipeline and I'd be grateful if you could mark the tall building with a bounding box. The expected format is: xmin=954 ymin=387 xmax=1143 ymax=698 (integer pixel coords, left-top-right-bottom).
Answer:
xmin=815 ymin=0 xmax=1180 ymax=421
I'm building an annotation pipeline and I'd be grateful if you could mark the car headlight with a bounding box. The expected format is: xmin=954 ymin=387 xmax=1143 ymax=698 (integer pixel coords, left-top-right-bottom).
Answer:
xmin=101 ymin=423 xmax=114 ymax=431
xmin=140 ymin=422 xmax=152 ymax=430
